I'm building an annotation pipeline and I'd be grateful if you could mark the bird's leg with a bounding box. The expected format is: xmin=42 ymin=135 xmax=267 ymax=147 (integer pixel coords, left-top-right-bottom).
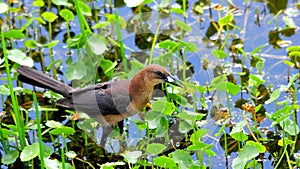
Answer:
xmin=100 ymin=126 xmax=113 ymax=148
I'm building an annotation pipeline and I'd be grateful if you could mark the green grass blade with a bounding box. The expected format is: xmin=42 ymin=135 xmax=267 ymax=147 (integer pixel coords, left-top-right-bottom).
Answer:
xmin=33 ymin=92 xmax=45 ymax=168
xmin=115 ymin=10 xmax=128 ymax=73
xmin=1 ymin=27 xmax=26 ymax=149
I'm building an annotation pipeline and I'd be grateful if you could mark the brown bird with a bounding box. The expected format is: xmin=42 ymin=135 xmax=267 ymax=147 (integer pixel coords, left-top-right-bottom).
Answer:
xmin=17 ymin=64 xmax=183 ymax=146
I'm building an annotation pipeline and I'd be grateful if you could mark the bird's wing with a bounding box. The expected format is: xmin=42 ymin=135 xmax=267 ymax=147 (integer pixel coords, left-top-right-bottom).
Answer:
xmin=69 ymin=80 xmax=131 ymax=116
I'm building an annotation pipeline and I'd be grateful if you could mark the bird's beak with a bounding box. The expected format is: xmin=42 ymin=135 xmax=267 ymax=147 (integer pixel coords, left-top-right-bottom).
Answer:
xmin=165 ymin=75 xmax=184 ymax=87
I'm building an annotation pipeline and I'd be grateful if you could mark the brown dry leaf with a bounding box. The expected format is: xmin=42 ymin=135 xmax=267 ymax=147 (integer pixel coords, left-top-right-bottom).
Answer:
xmin=70 ymin=112 xmax=80 ymax=120
xmin=212 ymin=108 xmax=228 ymax=121
xmin=241 ymin=103 xmax=255 ymax=114
xmin=214 ymin=4 xmax=222 ymax=10
xmin=242 ymin=103 xmax=265 ymax=122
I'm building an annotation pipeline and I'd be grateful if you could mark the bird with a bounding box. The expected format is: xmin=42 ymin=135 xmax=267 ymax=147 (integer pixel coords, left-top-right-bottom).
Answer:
xmin=17 ymin=64 xmax=183 ymax=146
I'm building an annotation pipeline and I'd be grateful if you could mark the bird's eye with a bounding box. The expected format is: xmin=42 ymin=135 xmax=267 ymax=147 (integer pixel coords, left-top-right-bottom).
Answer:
xmin=155 ymin=71 xmax=164 ymax=77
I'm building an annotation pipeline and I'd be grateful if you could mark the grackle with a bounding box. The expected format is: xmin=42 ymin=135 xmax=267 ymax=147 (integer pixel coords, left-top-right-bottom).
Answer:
xmin=17 ymin=64 xmax=183 ymax=146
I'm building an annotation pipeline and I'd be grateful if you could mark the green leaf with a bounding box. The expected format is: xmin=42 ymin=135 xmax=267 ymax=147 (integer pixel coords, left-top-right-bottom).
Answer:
xmin=41 ymin=12 xmax=58 ymax=22
xmin=35 ymin=17 xmax=46 ymax=24
xmin=105 ymin=14 xmax=127 ymax=29
xmin=230 ymin=121 xmax=248 ymax=141
xmin=249 ymin=74 xmax=265 ymax=85
xmin=194 ymin=5 xmax=204 ymax=14
xmin=24 ymin=39 xmax=37 ymax=48
xmin=0 ymin=3 xmax=9 ymax=13
xmin=226 ymin=82 xmax=240 ymax=95
xmin=289 ymin=51 xmax=300 ymax=58
xmin=199 ymin=97 xmax=208 ymax=109
xmin=265 ymin=89 xmax=281 ymax=104
xmin=50 ymin=126 xmax=75 ymax=136
xmin=146 ymin=143 xmax=166 ymax=155
xmin=212 ymin=49 xmax=228 ymax=59
xmin=159 ymin=0 xmax=172 ymax=7
xmin=133 ymin=119 xmax=147 ymax=130
xmin=44 ymin=158 xmax=61 ymax=169
xmin=66 ymin=62 xmax=87 ymax=81
xmin=170 ymin=150 xmax=192 ymax=168
xmin=19 ymin=18 xmax=33 ymax=32
xmin=178 ymin=120 xmax=193 ymax=133
xmin=148 ymin=118 xmax=160 ymax=129
xmin=171 ymin=8 xmax=184 ymax=15
xmin=100 ymin=59 xmax=117 ymax=77
xmin=157 ymin=40 xmax=178 ymax=49
xmin=250 ymin=43 xmax=267 ymax=56
xmin=122 ymin=151 xmax=142 ymax=164
xmin=33 ymin=0 xmax=44 ymax=7
xmin=124 ymin=0 xmax=143 ymax=7
xmin=286 ymin=73 xmax=299 ymax=91
xmin=187 ymin=142 xmax=212 ymax=151
xmin=282 ymin=16 xmax=296 ymax=28
xmin=78 ymin=1 xmax=92 ymax=16
xmin=175 ymin=20 xmax=191 ymax=32
xmin=7 ymin=49 xmax=34 ymax=67
xmin=190 ymin=129 xmax=210 ymax=144
xmin=77 ymin=118 xmax=98 ymax=130
xmin=246 ymin=141 xmax=266 ymax=153
xmin=256 ymin=60 xmax=264 ymax=71
xmin=255 ymin=104 xmax=262 ymax=113
xmin=87 ymin=34 xmax=107 ymax=55
xmin=154 ymin=156 xmax=176 ymax=168
xmin=44 ymin=160 xmax=72 ymax=169
xmin=211 ymin=74 xmax=227 ymax=91
xmin=286 ymin=46 xmax=300 ymax=52
xmin=232 ymin=145 xmax=259 ymax=169
xmin=60 ymin=9 xmax=74 ymax=21
xmin=43 ymin=40 xmax=59 ymax=48
xmin=152 ymin=100 xmax=175 ymax=115
xmin=156 ymin=118 xmax=168 ymax=137
xmin=0 ymin=84 xmax=10 ymax=95
xmin=100 ymin=162 xmax=126 ymax=168
xmin=177 ymin=110 xmax=205 ymax=121
xmin=271 ymin=105 xmax=293 ymax=119
xmin=20 ymin=143 xmax=40 ymax=161
xmin=280 ymin=118 xmax=299 ymax=136
xmin=204 ymin=149 xmax=216 ymax=157
xmin=4 ymin=29 xmax=25 ymax=39
xmin=42 ymin=144 xmax=53 ymax=158
xmin=51 ymin=0 xmax=72 ymax=7
xmin=218 ymin=14 xmax=234 ymax=27
xmin=2 ymin=150 xmax=19 ymax=165
xmin=231 ymin=132 xmax=248 ymax=141
xmin=231 ymin=121 xmax=246 ymax=133
xmin=144 ymin=110 xmax=161 ymax=121
xmin=45 ymin=120 xmax=63 ymax=128
xmin=65 ymin=151 xmax=77 ymax=159
xmin=92 ymin=22 xmax=111 ymax=29
xmin=178 ymin=40 xmax=197 ymax=52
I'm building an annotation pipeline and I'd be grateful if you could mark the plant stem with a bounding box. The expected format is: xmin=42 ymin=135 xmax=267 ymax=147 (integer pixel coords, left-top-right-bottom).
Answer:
xmin=149 ymin=22 xmax=161 ymax=64
xmin=74 ymin=0 xmax=87 ymax=41
xmin=115 ymin=10 xmax=128 ymax=73
xmin=33 ymin=92 xmax=45 ymax=169
xmin=61 ymin=141 xmax=66 ymax=169
xmin=48 ymin=21 xmax=57 ymax=78
xmin=243 ymin=112 xmax=259 ymax=142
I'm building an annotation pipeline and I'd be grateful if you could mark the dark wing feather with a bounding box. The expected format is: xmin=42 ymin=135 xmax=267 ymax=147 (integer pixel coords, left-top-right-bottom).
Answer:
xmin=58 ymin=80 xmax=131 ymax=124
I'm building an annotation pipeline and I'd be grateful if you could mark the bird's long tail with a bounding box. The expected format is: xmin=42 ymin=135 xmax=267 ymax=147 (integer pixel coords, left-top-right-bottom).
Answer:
xmin=17 ymin=65 xmax=72 ymax=98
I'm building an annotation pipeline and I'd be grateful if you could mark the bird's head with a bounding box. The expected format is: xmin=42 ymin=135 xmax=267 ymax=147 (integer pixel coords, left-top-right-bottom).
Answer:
xmin=138 ymin=64 xmax=183 ymax=87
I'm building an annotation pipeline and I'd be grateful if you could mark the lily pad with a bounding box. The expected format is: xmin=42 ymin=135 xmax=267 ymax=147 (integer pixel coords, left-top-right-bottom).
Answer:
xmin=7 ymin=49 xmax=34 ymax=67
